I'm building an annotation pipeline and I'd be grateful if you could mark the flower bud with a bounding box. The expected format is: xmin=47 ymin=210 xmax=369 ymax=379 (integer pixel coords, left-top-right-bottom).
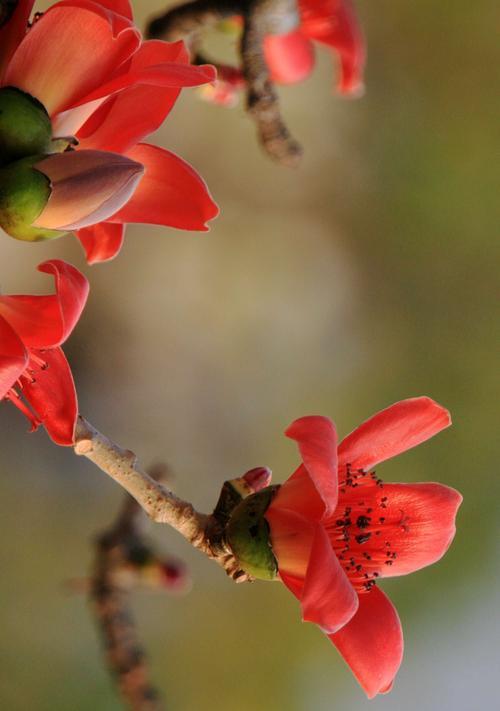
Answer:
xmin=242 ymin=466 xmax=273 ymax=493
xmin=0 ymin=87 xmax=52 ymax=166
xmin=225 ymin=486 xmax=280 ymax=580
xmin=0 ymin=149 xmax=144 ymax=242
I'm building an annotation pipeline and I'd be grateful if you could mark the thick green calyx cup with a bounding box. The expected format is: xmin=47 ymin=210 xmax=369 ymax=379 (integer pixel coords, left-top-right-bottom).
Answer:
xmin=225 ymin=486 xmax=280 ymax=580
xmin=0 ymin=155 xmax=64 ymax=241
xmin=0 ymin=87 xmax=52 ymax=167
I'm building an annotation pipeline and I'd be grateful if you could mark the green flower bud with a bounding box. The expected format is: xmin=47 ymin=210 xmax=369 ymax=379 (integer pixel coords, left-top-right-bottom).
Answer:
xmin=225 ymin=486 xmax=280 ymax=580
xmin=0 ymin=156 xmax=64 ymax=241
xmin=0 ymin=87 xmax=52 ymax=167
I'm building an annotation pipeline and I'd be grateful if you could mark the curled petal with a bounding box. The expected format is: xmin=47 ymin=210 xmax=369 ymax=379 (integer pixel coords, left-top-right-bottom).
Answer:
xmin=300 ymin=0 xmax=365 ymax=95
xmin=71 ymin=61 xmax=217 ymax=110
xmin=109 ymin=143 xmax=219 ymax=230
xmin=85 ymin=0 xmax=133 ymax=18
xmin=76 ymin=222 xmax=125 ymax=264
xmin=371 ymin=482 xmax=462 ymax=578
xmin=300 ymin=525 xmax=358 ymax=633
xmin=264 ymin=29 xmax=315 ymax=84
xmin=33 ymin=150 xmax=144 ymax=231
xmin=338 ymin=397 xmax=451 ymax=472
xmin=76 ymin=40 xmax=191 ymax=153
xmin=329 ymin=586 xmax=403 ymax=698
xmin=0 ymin=316 xmax=28 ymax=399
xmin=4 ymin=5 xmax=140 ymax=115
xmin=269 ymin=465 xmax=324 ymax=521
xmin=285 ymin=416 xmax=338 ymax=516
xmin=22 ymin=346 xmax=78 ymax=445
xmin=0 ymin=260 xmax=89 ymax=348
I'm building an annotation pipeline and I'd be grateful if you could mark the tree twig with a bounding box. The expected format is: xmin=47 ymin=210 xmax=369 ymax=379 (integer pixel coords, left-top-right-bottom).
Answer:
xmin=91 ymin=491 xmax=166 ymax=711
xmin=145 ymin=0 xmax=302 ymax=166
xmin=74 ymin=416 xmax=251 ymax=582
xmin=241 ymin=0 xmax=302 ymax=166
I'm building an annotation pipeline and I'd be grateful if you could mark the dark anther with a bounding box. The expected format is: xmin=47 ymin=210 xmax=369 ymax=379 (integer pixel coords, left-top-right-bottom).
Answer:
xmin=355 ymin=533 xmax=371 ymax=544
xmin=356 ymin=515 xmax=371 ymax=529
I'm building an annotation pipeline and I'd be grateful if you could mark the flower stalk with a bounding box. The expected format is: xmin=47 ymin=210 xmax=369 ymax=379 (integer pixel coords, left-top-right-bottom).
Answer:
xmin=74 ymin=416 xmax=253 ymax=582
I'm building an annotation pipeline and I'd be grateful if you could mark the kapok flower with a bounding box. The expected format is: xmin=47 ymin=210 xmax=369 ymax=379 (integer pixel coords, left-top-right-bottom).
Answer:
xmin=226 ymin=397 xmax=462 ymax=697
xmin=0 ymin=260 xmax=89 ymax=444
xmin=264 ymin=0 xmax=365 ymax=95
xmin=0 ymin=0 xmax=218 ymax=262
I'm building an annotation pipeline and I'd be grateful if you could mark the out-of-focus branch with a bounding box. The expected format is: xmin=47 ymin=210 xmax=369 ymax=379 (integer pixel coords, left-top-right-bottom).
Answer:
xmin=147 ymin=0 xmax=237 ymax=52
xmin=91 ymin=484 xmax=167 ymax=711
xmin=241 ymin=0 xmax=302 ymax=166
xmin=74 ymin=416 xmax=251 ymax=582
xmin=145 ymin=0 xmax=302 ymax=166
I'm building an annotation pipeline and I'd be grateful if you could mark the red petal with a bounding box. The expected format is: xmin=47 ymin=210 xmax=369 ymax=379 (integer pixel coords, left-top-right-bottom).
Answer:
xmin=71 ymin=60 xmax=216 ymax=110
xmin=300 ymin=0 xmax=365 ymax=95
xmin=0 ymin=317 xmax=29 ymax=399
xmin=109 ymin=143 xmax=219 ymax=230
xmin=371 ymin=482 xmax=462 ymax=578
xmin=264 ymin=29 xmax=315 ymax=84
xmin=76 ymin=40 xmax=190 ymax=153
xmin=87 ymin=0 xmax=133 ymax=19
xmin=300 ymin=525 xmax=358 ymax=633
xmin=269 ymin=464 xmax=324 ymax=521
xmin=329 ymin=586 xmax=403 ymax=698
xmin=0 ymin=260 xmax=88 ymax=348
xmin=285 ymin=416 xmax=339 ymax=516
xmin=338 ymin=397 xmax=451 ymax=471
xmin=266 ymin=506 xmax=314 ymax=579
xmin=76 ymin=222 xmax=125 ymax=264
xmin=22 ymin=346 xmax=78 ymax=445
xmin=0 ymin=0 xmax=34 ymax=79
xmin=4 ymin=5 xmax=139 ymax=115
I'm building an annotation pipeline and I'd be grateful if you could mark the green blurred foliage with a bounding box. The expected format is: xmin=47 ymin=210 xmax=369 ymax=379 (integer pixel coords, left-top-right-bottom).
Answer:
xmin=0 ymin=1 xmax=498 ymax=709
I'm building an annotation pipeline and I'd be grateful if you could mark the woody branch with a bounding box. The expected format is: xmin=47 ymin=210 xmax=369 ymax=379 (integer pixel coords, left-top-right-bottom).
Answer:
xmin=146 ymin=0 xmax=302 ymax=166
xmin=74 ymin=416 xmax=251 ymax=582
xmin=91 ymin=479 xmax=168 ymax=711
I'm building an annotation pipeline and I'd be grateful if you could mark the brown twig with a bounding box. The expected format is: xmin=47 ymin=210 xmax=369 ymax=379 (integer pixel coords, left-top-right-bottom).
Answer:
xmin=146 ymin=0 xmax=237 ymax=52
xmin=145 ymin=0 xmax=302 ymax=166
xmin=74 ymin=416 xmax=251 ymax=582
xmin=241 ymin=0 xmax=302 ymax=166
xmin=91 ymin=492 xmax=165 ymax=711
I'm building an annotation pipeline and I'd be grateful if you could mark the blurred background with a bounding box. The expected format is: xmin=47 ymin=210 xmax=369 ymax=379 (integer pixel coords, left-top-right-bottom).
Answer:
xmin=0 ymin=1 xmax=498 ymax=709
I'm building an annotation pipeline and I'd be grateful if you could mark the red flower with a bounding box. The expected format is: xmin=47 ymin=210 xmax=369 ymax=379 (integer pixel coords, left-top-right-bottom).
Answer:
xmin=0 ymin=260 xmax=89 ymax=445
xmin=264 ymin=0 xmax=365 ymax=95
xmin=262 ymin=398 xmax=461 ymax=697
xmin=200 ymin=1 xmax=364 ymax=108
xmin=0 ymin=0 xmax=218 ymax=262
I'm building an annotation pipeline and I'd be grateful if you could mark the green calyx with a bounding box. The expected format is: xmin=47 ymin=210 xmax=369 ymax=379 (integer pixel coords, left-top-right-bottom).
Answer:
xmin=0 ymin=87 xmax=52 ymax=167
xmin=225 ymin=486 xmax=280 ymax=580
xmin=0 ymin=155 xmax=65 ymax=242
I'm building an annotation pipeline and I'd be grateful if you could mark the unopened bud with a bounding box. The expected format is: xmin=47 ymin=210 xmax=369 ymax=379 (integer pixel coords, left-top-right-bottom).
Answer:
xmin=0 ymin=87 xmax=52 ymax=166
xmin=242 ymin=466 xmax=273 ymax=493
xmin=0 ymin=149 xmax=144 ymax=241
xmin=34 ymin=150 xmax=144 ymax=231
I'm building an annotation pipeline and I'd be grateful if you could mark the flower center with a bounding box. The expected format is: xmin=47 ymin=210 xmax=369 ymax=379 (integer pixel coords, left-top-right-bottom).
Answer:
xmin=324 ymin=464 xmax=403 ymax=592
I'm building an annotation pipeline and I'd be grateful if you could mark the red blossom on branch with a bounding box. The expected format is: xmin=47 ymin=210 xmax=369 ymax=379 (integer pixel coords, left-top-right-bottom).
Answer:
xmin=265 ymin=0 xmax=365 ymax=93
xmin=0 ymin=0 xmax=219 ymax=262
xmin=205 ymin=0 xmax=365 ymax=103
xmin=258 ymin=398 xmax=461 ymax=697
xmin=0 ymin=260 xmax=88 ymax=444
